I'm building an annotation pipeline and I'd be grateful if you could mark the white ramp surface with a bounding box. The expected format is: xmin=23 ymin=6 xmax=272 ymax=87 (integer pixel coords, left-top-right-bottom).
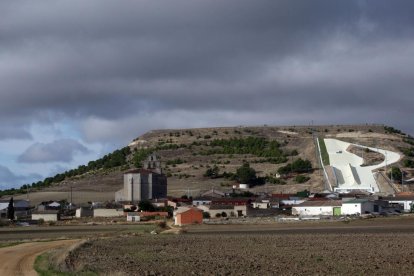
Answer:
xmin=324 ymin=139 xmax=400 ymax=193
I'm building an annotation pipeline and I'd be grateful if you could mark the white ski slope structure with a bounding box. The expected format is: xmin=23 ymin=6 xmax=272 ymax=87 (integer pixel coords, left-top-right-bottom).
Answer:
xmin=324 ymin=139 xmax=401 ymax=193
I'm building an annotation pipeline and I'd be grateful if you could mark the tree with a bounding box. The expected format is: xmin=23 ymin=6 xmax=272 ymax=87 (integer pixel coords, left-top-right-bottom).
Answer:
xmin=7 ymin=197 xmax=14 ymax=221
xmin=236 ymin=163 xmax=257 ymax=184
xmin=389 ymin=167 xmax=402 ymax=182
xmin=138 ymin=200 xmax=155 ymax=212
xmin=203 ymin=165 xmax=220 ymax=178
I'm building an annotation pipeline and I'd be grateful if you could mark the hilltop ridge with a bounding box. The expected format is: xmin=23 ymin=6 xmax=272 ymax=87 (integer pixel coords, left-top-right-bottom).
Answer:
xmin=2 ymin=124 xmax=414 ymax=204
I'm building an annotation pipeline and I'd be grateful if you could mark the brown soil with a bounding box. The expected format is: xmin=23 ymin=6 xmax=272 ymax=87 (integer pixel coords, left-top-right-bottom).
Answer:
xmin=0 ymin=239 xmax=79 ymax=276
xmin=347 ymin=145 xmax=385 ymax=166
xmin=66 ymin=227 xmax=414 ymax=275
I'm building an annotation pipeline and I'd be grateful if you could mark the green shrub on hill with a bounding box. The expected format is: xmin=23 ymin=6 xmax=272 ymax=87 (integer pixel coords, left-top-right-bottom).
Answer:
xmin=278 ymin=158 xmax=312 ymax=175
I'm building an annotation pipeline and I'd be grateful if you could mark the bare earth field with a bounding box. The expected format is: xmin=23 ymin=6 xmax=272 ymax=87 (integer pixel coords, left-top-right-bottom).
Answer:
xmin=58 ymin=216 xmax=414 ymax=275
xmin=67 ymin=232 xmax=414 ymax=275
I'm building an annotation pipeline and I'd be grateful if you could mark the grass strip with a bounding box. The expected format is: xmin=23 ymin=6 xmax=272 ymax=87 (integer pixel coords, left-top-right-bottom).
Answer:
xmin=318 ymin=138 xmax=330 ymax=166
xmin=0 ymin=242 xmax=23 ymax=248
xmin=34 ymin=252 xmax=97 ymax=276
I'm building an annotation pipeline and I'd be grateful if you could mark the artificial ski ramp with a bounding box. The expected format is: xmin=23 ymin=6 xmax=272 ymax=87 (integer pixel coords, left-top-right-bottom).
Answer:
xmin=324 ymin=138 xmax=400 ymax=193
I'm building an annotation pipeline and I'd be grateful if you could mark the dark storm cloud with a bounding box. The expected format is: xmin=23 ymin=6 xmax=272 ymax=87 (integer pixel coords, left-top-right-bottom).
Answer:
xmin=1 ymin=0 xmax=414 ymax=143
xmin=18 ymin=139 xmax=89 ymax=163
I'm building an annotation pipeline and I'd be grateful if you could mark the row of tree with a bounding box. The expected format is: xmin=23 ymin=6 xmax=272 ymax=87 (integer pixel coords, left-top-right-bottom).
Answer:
xmin=0 ymin=147 xmax=132 ymax=197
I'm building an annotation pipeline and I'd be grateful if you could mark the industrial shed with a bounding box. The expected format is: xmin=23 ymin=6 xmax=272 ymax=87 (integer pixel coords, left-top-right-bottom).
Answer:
xmin=174 ymin=208 xmax=203 ymax=226
xmin=292 ymin=200 xmax=342 ymax=216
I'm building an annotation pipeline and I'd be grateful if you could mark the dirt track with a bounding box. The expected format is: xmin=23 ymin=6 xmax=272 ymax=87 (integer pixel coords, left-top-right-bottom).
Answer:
xmin=0 ymin=240 xmax=79 ymax=276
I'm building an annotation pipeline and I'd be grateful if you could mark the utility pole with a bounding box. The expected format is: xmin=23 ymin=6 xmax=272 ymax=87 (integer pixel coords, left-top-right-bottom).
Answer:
xmin=130 ymin=177 xmax=134 ymax=204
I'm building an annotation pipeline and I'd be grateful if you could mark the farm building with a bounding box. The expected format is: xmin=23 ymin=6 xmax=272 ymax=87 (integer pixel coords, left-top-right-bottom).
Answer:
xmin=341 ymin=199 xmax=387 ymax=215
xmin=174 ymin=207 xmax=203 ymax=226
xmin=252 ymin=198 xmax=279 ymax=209
xmin=207 ymin=205 xmax=247 ymax=217
xmin=0 ymin=199 xmax=30 ymax=219
xmin=383 ymin=195 xmax=414 ymax=212
xmin=252 ymin=199 xmax=269 ymax=209
xmin=75 ymin=207 xmax=93 ymax=218
xmin=192 ymin=197 xmax=212 ymax=206
xmin=32 ymin=210 xmax=60 ymax=221
xmin=211 ymin=198 xmax=251 ymax=206
xmin=201 ymin=189 xmax=225 ymax=198
xmin=149 ymin=198 xmax=167 ymax=208
xmin=292 ymin=200 xmax=342 ymax=216
xmin=126 ymin=212 xmax=141 ymax=222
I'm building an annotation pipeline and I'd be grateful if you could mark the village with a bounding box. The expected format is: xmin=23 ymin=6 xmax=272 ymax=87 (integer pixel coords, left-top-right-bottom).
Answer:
xmin=2 ymin=153 xmax=414 ymax=229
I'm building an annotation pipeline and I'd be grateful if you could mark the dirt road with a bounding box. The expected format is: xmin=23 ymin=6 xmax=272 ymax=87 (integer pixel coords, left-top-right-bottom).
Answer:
xmin=0 ymin=239 xmax=79 ymax=276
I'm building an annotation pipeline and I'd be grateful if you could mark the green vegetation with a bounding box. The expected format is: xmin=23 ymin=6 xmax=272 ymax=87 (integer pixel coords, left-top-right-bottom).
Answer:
xmin=318 ymin=138 xmax=330 ymax=166
xmin=34 ymin=252 xmax=97 ymax=276
xmin=295 ymin=175 xmax=310 ymax=183
xmin=132 ymin=148 xmax=153 ymax=168
xmin=0 ymin=146 xmax=132 ymax=197
xmin=138 ymin=200 xmax=156 ymax=212
xmin=388 ymin=167 xmax=403 ymax=182
xmin=203 ymin=165 xmax=220 ymax=179
xmin=200 ymin=137 xmax=285 ymax=158
xmin=400 ymin=147 xmax=414 ymax=158
xmin=236 ymin=163 xmax=257 ymax=184
xmin=384 ymin=126 xmax=405 ymax=135
xmin=266 ymin=176 xmax=286 ymax=185
xmin=165 ymin=158 xmax=185 ymax=166
xmin=7 ymin=197 xmax=14 ymax=220
xmin=278 ymin=158 xmax=312 ymax=175
xmin=0 ymin=242 xmax=22 ymax=248
xmin=403 ymin=159 xmax=414 ymax=168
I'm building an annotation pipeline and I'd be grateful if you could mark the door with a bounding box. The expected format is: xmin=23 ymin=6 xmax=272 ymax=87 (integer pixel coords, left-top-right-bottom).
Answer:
xmin=333 ymin=207 xmax=341 ymax=216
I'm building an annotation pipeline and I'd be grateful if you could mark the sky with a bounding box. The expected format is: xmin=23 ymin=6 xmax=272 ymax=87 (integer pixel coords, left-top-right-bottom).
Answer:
xmin=1 ymin=0 xmax=414 ymax=189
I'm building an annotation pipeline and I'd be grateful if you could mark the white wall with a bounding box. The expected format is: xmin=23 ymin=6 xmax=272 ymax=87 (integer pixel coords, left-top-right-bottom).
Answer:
xmin=387 ymin=200 xmax=414 ymax=211
xmin=341 ymin=203 xmax=362 ymax=215
xmin=32 ymin=214 xmax=58 ymax=221
xmin=93 ymin=209 xmax=124 ymax=217
xmin=341 ymin=202 xmax=374 ymax=215
xmin=127 ymin=215 xmax=141 ymax=222
xmin=292 ymin=206 xmax=334 ymax=216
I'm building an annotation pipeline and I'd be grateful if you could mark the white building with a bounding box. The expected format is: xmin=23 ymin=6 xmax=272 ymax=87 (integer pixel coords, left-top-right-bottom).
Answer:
xmin=75 ymin=207 xmax=93 ymax=218
xmin=292 ymin=200 xmax=342 ymax=216
xmin=0 ymin=199 xmax=31 ymax=219
xmin=341 ymin=199 xmax=387 ymax=215
xmin=382 ymin=196 xmax=414 ymax=212
xmin=126 ymin=212 xmax=141 ymax=222
xmin=32 ymin=210 xmax=60 ymax=221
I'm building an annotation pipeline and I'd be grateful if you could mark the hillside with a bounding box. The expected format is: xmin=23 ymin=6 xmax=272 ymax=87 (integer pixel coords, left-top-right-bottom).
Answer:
xmin=3 ymin=124 xmax=414 ymax=205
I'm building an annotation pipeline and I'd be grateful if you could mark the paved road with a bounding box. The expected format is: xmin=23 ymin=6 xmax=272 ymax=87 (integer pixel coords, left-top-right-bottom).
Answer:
xmin=0 ymin=239 xmax=79 ymax=276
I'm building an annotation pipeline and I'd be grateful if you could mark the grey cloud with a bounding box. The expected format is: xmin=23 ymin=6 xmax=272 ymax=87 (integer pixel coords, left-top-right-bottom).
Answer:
xmin=18 ymin=139 xmax=90 ymax=163
xmin=0 ymin=165 xmax=41 ymax=188
xmin=0 ymin=0 xmax=414 ymax=143
xmin=0 ymin=125 xmax=32 ymax=140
